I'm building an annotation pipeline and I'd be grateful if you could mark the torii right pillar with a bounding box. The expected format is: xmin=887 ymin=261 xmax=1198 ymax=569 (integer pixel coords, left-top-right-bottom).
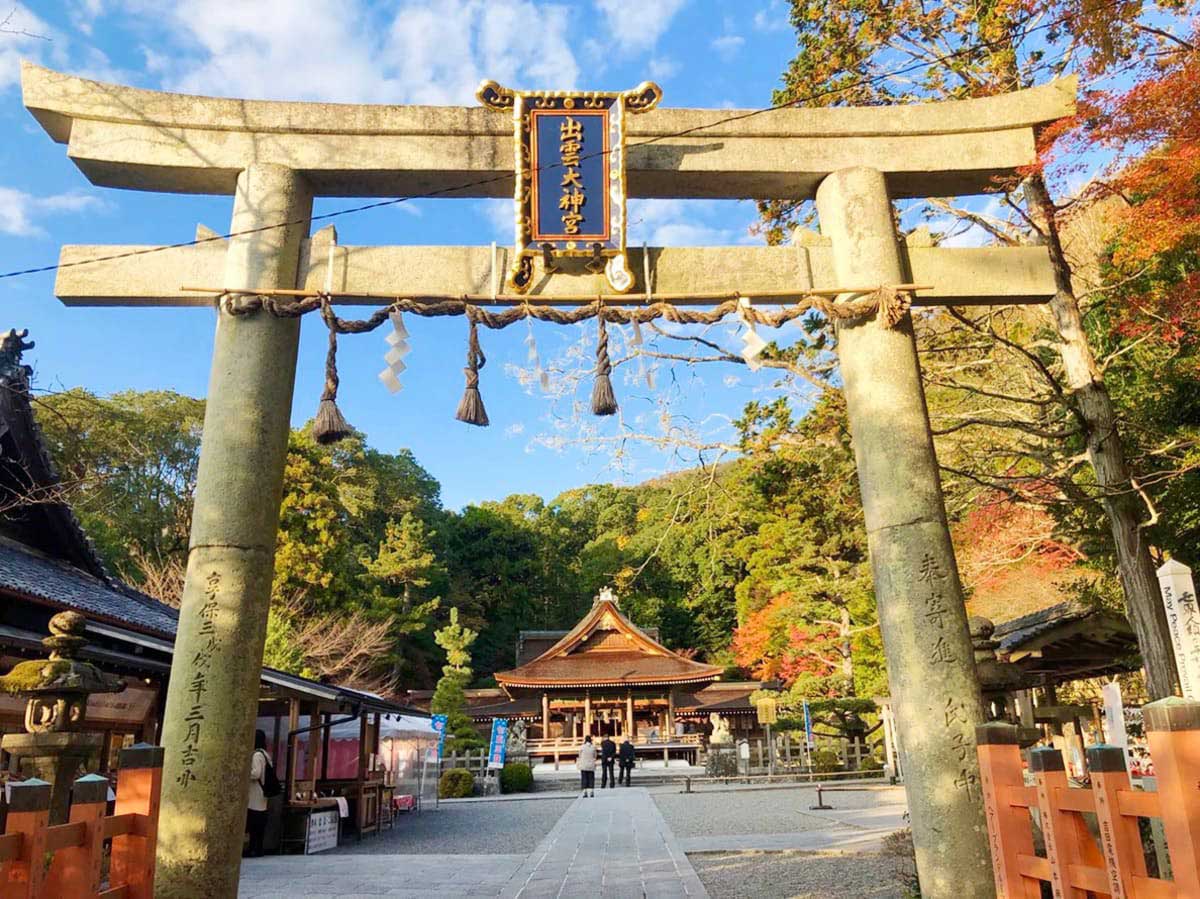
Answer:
xmin=816 ymin=166 xmax=992 ymax=896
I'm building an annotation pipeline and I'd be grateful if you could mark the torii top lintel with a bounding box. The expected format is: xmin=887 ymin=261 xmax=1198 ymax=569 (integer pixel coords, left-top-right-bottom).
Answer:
xmin=21 ymin=62 xmax=1075 ymax=201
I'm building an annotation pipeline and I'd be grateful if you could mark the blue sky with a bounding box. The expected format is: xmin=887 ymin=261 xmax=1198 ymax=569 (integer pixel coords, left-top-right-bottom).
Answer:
xmin=3 ymin=1 xmax=813 ymax=509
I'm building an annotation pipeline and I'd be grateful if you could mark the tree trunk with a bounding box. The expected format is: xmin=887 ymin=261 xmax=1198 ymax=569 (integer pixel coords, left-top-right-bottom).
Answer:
xmin=1025 ymin=173 xmax=1178 ymax=700
xmin=838 ymin=604 xmax=855 ymax=695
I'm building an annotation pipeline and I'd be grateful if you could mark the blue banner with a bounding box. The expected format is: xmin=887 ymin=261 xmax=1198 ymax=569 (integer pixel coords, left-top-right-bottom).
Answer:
xmin=802 ymin=701 xmax=815 ymax=750
xmin=488 ymin=718 xmax=509 ymax=770
xmin=431 ymin=714 xmax=448 ymax=758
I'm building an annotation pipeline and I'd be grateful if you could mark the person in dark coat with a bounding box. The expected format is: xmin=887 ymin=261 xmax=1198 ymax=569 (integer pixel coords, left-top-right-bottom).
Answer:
xmin=618 ymin=736 xmax=636 ymax=786
xmin=600 ymin=735 xmax=618 ymax=788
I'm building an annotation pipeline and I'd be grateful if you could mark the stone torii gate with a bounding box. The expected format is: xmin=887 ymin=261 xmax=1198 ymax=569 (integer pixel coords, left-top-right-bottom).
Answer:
xmin=22 ymin=61 xmax=1075 ymax=899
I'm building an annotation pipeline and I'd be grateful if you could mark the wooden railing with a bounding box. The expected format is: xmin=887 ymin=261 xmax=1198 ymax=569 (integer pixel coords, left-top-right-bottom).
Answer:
xmin=525 ymin=733 xmax=703 ymax=753
xmin=0 ymin=743 xmax=162 ymax=899
xmin=976 ymin=698 xmax=1200 ymax=898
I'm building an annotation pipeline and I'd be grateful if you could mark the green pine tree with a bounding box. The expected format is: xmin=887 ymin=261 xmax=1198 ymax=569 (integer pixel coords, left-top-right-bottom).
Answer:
xmin=431 ymin=608 xmax=485 ymax=752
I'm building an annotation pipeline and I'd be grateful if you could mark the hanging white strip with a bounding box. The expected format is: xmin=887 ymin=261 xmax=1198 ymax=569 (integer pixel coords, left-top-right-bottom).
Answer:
xmin=380 ymin=308 xmax=411 ymax=393
xmin=739 ymin=296 xmax=767 ymax=371
xmin=378 ymin=369 xmax=403 ymax=394
xmin=524 ymin=316 xmax=549 ymax=392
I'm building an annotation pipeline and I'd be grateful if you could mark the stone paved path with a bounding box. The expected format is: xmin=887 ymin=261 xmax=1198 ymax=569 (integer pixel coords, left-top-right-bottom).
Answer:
xmin=500 ymin=788 xmax=707 ymax=899
xmin=239 ymin=788 xmax=707 ymax=898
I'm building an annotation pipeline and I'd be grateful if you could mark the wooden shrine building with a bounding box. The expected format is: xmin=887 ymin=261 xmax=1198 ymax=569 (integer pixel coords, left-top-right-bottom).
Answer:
xmin=412 ymin=588 xmax=768 ymax=763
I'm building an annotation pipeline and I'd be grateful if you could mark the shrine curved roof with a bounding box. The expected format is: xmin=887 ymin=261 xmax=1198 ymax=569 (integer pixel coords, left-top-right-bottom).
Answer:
xmin=495 ymin=595 xmax=723 ymax=689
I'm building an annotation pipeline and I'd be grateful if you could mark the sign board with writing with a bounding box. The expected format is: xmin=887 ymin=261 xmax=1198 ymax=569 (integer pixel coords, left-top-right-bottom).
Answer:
xmin=487 ymin=718 xmax=509 ymax=770
xmin=305 ymin=807 xmax=339 ymax=854
xmin=477 ymin=80 xmax=662 ymax=294
xmin=431 ymin=713 xmax=448 ymax=758
xmin=755 ymin=696 xmax=777 ymax=725
xmin=1158 ymin=559 xmax=1200 ymax=699
xmin=802 ymin=700 xmax=815 ymax=750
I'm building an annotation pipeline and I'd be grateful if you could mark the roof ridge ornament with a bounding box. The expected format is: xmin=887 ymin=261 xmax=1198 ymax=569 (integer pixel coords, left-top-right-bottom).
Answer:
xmin=595 ymin=585 xmax=618 ymax=607
xmin=477 ymin=79 xmax=662 ymax=295
xmin=0 ymin=328 xmax=34 ymax=385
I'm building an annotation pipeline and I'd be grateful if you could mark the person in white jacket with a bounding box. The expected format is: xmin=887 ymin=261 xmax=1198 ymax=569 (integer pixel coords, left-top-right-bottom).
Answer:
xmin=577 ymin=735 xmax=597 ymax=797
xmin=246 ymin=729 xmax=270 ymax=856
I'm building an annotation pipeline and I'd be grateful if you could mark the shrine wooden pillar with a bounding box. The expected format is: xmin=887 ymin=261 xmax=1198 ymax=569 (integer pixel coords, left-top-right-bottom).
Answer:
xmin=815 ymin=166 xmax=991 ymax=897
xmin=155 ymin=162 xmax=311 ymax=899
xmin=542 ymin=693 xmax=550 ymax=739
xmin=584 ymin=692 xmax=592 ymax=737
xmin=627 ymin=692 xmax=635 ymax=738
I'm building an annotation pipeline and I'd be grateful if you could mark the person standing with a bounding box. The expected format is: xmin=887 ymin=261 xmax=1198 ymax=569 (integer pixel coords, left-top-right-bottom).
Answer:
xmin=577 ymin=735 xmax=597 ymax=797
xmin=246 ymin=729 xmax=271 ymax=857
xmin=618 ymin=735 xmax=635 ymax=786
xmin=600 ymin=734 xmax=617 ymax=788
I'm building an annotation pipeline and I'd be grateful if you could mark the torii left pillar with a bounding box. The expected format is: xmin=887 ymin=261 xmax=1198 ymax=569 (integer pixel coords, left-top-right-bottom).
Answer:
xmin=156 ymin=163 xmax=311 ymax=898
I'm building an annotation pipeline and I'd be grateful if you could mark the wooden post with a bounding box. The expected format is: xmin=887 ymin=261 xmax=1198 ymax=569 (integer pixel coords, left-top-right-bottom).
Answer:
xmin=1144 ymin=697 xmax=1200 ymax=896
xmin=667 ymin=689 xmax=676 ymax=735
xmin=112 ymin=743 xmax=164 ymax=899
xmin=1086 ymin=744 xmax=1147 ymax=897
xmin=43 ymin=774 xmax=109 ymax=897
xmin=584 ymin=692 xmax=592 ymax=737
xmin=627 ymin=692 xmax=635 ymax=738
xmin=1029 ymin=747 xmax=1086 ymax=899
xmin=542 ymin=693 xmax=550 ymax=739
xmin=975 ymin=723 xmax=1039 ymax=899
xmin=1 ymin=779 xmax=50 ymax=899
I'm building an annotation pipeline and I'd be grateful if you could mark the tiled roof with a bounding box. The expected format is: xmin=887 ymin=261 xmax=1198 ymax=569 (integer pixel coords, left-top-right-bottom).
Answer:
xmin=496 ymin=597 xmax=722 ymax=688
xmin=0 ymin=538 xmax=179 ymax=638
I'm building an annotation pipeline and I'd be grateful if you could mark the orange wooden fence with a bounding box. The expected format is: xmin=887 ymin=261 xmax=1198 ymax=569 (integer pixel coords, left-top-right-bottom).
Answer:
xmin=977 ymin=697 xmax=1200 ymax=899
xmin=0 ymin=743 xmax=162 ymax=899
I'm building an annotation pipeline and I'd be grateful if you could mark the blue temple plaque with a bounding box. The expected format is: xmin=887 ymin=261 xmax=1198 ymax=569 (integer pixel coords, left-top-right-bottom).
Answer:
xmin=477 ymin=80 xmax=663 ymax=294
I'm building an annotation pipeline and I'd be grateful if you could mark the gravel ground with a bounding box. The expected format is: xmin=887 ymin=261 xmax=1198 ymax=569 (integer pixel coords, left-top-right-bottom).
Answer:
xmin=690 ymin=850 xmax=908 ymax=899
xmin=653 ymin=784 xmax=905 ymax=838
xmin=330 ymin=797 xmax=573 ymax=855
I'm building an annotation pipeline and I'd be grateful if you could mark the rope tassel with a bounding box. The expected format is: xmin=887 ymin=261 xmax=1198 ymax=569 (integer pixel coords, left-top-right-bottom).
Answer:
xmin=313 ymin=304 xmax=353 ymax=444
xmin=455 ymin=313 xmax=490 ymax=427
xmin=591 ymin=311 xmax=618 ymax=416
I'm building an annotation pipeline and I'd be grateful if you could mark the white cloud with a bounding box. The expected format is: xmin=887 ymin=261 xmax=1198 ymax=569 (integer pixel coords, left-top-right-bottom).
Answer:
xmin=594 ymin=0 xmax=688 ymax=55
xmin=711 ymin=34 xmax=744 ymax=59
xmin=710 ymin=16 xmax=744 ymax=60
xmin=626 ymin=198 xmax=759 ymax=247
xmin=135 ymin=0 xmax=579 ymax=104
xmin=753 ymin=0 xmax=789 ymax=32
xmin=0 ymin=4 xmax=59 ymax=91
xmin=0 ymin=187 xmax=103 ymax=237
xmin=647 ymin=56 xmax=680 ymax=80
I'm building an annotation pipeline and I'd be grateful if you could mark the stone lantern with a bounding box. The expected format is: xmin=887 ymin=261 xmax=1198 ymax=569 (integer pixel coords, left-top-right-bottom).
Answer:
xmin=0 ymin=611 xmax=126 ymax=823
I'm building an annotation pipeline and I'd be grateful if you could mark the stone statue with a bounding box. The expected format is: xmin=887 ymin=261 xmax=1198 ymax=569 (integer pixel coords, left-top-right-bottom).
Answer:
xmin=506 ymin=719 xmax=528 ymax=756
xmin=708 ymin=712 xmax=732 ymax=745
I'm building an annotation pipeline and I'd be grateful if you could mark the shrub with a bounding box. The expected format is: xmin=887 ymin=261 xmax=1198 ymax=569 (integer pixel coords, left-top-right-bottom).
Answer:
xmin=439 ymin=768 xmax=475 ymax=799
xmin=859 ymin=755 xmax=883 ymax=772
xmin=499 ymin=762 xmax=534 ymax=794
xmin=810 ymin=748 xmax=843 ymax=773
xmin=706 ymin=746 xmax=738 ymax=777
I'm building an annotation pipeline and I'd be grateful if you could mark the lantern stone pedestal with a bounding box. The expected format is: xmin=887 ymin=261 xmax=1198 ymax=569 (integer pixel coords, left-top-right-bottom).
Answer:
xmin=1 ymin=731 xmax=103 ymax=824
